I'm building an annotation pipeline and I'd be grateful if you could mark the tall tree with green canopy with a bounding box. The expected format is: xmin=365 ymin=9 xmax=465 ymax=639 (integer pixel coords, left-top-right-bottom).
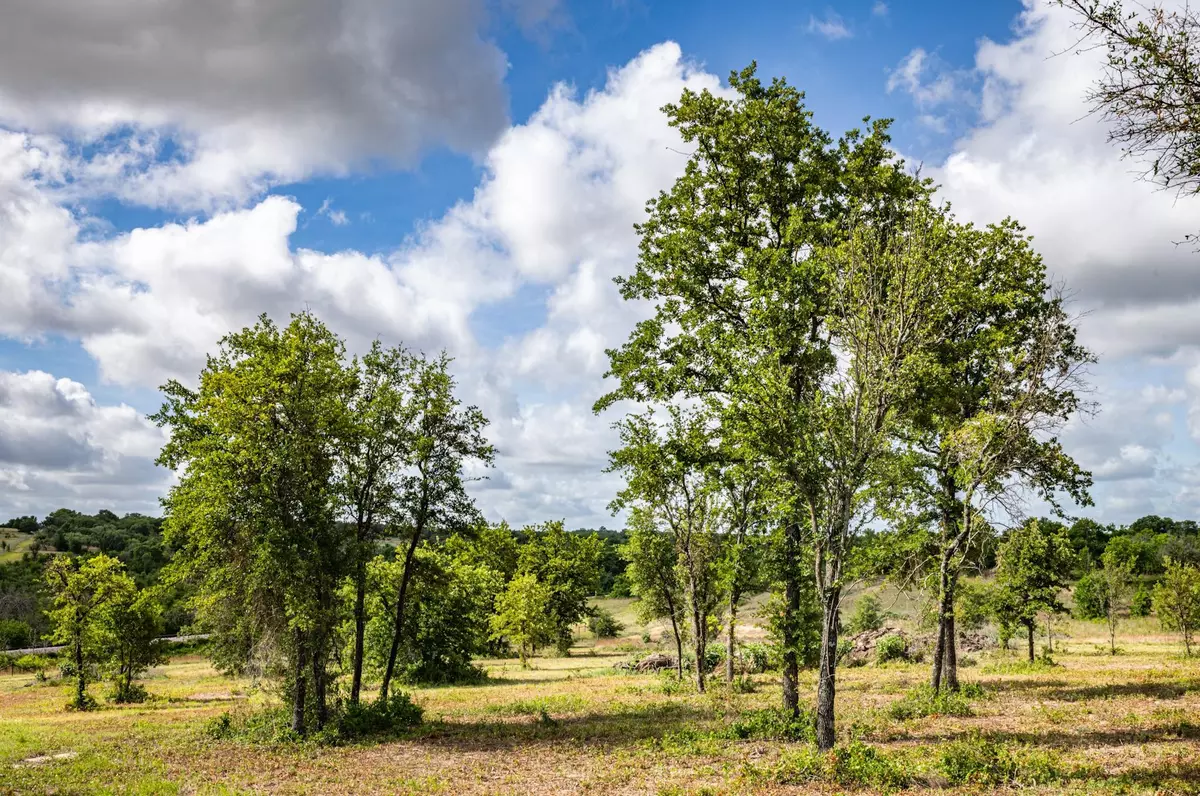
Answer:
xmin=514 ymin=521 xmax=603 ymax=657
xmin=620 ymin=513 xmax=687 ymax=679
xmin=595 ymin=64 xmax=930 ymax=746
xmin=377 ymin=352 xmax=493 ymax=702
xmin=995 ymin=519 xmax=1077 ymax=662
xmin=489 ymin=574 xmax=555 ymax=666
xmin=46 ymin=554 xmax=130 ymax=710
xmin=896 ymin=221 xmax=1093 ymax=692
xmin=155 ymin=311 xmax=358 ymax=735
xmin=608 ymin=407 xmax=725 ymax=692
xmin=340 ymin=341 xmax=417 ymax=704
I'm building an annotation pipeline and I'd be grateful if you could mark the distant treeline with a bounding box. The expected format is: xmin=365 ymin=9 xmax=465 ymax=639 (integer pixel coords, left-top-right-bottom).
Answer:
xmin=0 ymin=509 xmax=630 ymax=650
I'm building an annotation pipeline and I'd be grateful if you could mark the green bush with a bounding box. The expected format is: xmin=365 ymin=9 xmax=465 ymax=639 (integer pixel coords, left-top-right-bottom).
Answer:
xmin=0 ymin=618 xmax=32 ymax=650
xmin=587 ymin=607 xmax=624 ymax=639
xmin=772 ymin=742 xmax=912 ymax=791
xmin=727 ymin=707 xmax=815 ymax=742
xmin=848 ymin=594 xmax=884 ymax=634
xmin=15 ymin=654 xmax=46 ymax=673
xmin=1131 ymin=583 xmax=1153 ymax=617
xmin=1073 ymin=571 xmax=1108 ymax=620
xmin=955 ymin=582 xmax=995 ymax=631
xmin=940 ymin=734 xmax=1064 ymax=786
xmin=887 ymin=684 xmax=980 ymax=720
xmin=738 ymin=642 xmax=772 ymax=674
xmin=875 ymin=634 xmax=908 ymax=664
xmin=334 ymin=692 xmax=424 ymax=741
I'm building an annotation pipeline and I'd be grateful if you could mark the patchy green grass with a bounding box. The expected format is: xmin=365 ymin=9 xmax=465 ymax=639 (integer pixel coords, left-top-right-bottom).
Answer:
xmin=4 ymin=616 xmax=1200 ymax=794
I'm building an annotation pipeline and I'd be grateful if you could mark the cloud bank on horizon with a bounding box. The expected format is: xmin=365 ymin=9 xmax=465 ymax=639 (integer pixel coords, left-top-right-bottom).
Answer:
xmin=1 ymin=0 xmax=1199 ymax=528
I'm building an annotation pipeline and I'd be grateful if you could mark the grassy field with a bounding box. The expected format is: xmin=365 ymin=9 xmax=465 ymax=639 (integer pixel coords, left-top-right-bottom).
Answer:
xmin=0 ymin=529 xmax=35 ymax=565
xmin=4 ymin=603 xmax=1200 ymax=794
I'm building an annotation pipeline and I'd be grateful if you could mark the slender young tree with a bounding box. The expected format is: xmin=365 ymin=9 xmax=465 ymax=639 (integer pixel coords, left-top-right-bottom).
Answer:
xmin=622 ymin=512 xmax=688 ymax=679
xmin=609 ymin=407 xmax=725 ymax=693
xmin=1101 ymin=546 xmax=1136 ymax=655
xmin=377 ymin=353 xmax=492 ymax=702
xmin=340 ymin=342 xmax=416 ymax=704
xmin=1153 ymin=558 xmax=1200 ymax=656
xmin=718 ymin=462 xmax=769 ymax=682
xmin=995 ymin=519 xmax=1077 ymax=662
xmin=155 ymin=312 xmax=357 ymax=735
xmin=45 ymin=554 xmax=129 ymax=710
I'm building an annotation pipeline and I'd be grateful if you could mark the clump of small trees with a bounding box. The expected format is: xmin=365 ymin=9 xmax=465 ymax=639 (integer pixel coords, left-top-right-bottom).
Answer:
xmin=45 ymin=554 xmax=165 ymax=709
xmin=596 ymin=65 xmax=1092 ymax=749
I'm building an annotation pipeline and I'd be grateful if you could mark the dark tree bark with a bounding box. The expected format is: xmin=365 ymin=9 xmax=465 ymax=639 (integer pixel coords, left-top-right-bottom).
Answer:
xmin=291 ymin=629 xmax=308 ymax=736
xmin=726 ymin=594 xmax=737 ymax=683
xmin=815 ymin=587 xmax=841 ymax=751
xmin=350 ymin=556 xmax=367 ymax=704
xmin=378 ymin=517 xmax=424 ymax=702
xmin=1026 ymin=620 xmax=1036 ymax=663
xmin=781 ymin=520 xmax=802 ymax=716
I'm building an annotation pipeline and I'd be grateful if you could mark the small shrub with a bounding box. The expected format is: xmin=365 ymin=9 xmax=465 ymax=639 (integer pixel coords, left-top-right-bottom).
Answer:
xmin=887 ymin=684 xmax=978 ymax=720
xmin=836 ymin=637 xmax=855 ymax=665
xmin=1073 ymin=571 xmax=1108 ymax=620
xmin=587 ymin=607 xmax=624 ymax=639
xmin=1131 ymin=583 xmax=1153 ymax=617
xmin=770 ymin=743 xmax=912 ymax=790
xmin=332 ymin=693 xmax=424 ymax=742
xmin=876 ymin=634 xmax=908 ymax=664
xmin=15 ymin=654 xmax=45 ymax=674
xmin=107 ymin=682 xmax=150 ymax=704
xmin=640 ymin=631 xmax=652 ymax=644
xmin=940 ymin=734 xmax=1064 ymax=786
xmin=729 ymin=674 xmax=757 ymax=693
xmin=848 ymin=594 xmax=884 ymax=634
xmin=728 ymin=707 xmax=815 ymax=742
xmin=738 ymin=642 xmax=772 ymax=674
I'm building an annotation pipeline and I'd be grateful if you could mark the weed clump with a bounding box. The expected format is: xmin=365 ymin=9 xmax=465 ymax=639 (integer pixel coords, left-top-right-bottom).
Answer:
xmin=206 ymin=692 xmax=423 ymax=745
xmin=939 ymin=733 xmax=1064 ymax=786
xmin=887 ymin=683 xmax=983 ymax=720
xmin=771 ymin=742 xmax=913 ymax=792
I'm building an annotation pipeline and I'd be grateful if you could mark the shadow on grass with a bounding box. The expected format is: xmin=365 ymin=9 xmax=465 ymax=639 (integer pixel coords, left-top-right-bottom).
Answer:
xmin=1112 ymin=756 xmax=1200 ymax=795
xmin=402 ymin=701 xmax=716 ymax=750
xmin=923 ymin=722 xmax=1200 ymax=751
xmin=1041 ymin=680 xmax=1198 ymax=701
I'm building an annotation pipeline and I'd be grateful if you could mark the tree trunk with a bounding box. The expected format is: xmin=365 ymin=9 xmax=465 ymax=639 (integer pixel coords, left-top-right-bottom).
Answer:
xmin=943 ymin=610 xmax=959 ymax=692
xmin=350 ymin=557 xmax=367 ymax=704
xmin=1026 ymin=621 xmax=1035 ymax=663
xmin=668 ymin=611 xmax=684 ymax=680
xmin=311 ymin=630 xmax=328 ymax=730
xmin=726 ymin=596 xmax=737 ymax=684
xmin=73 ymin=636 xmax=85 ymax=708
xmin=781 ymin=521 xmax=802 ymax=717
xmin=815 ymin=587 xmax=841 ymax=751
xmin=692 ymin=601 xmax=706 ymax=693
xmin=379 ymin=529 xmax=422 ymax=702
xmin=292 ymin=629 xmax=308 ymax=736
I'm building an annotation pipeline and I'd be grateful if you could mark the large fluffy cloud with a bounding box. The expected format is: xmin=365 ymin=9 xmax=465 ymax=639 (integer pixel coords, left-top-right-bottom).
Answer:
xmin=0 ymin=0 xmax=559 ymax=208
xmin=0 ymin=371 xmax=168 ymax=516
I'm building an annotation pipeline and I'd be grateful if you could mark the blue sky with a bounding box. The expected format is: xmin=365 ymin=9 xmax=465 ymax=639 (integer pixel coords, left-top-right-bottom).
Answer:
xmin=1 ymin=0 xmax=1199 ymax=528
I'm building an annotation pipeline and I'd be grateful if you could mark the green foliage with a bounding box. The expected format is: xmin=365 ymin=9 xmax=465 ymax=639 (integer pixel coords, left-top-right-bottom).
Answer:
xmin=875 ymin=634 xmax=908 ymax=664
xmin=954 ymin=582 xmax=994 ymax=632
xmin=516 ymin=521 xmax=602 ymax=656
xmin=771 ymin=742 xmax=913 ymax=791
xmin=995 ymin=519 xmax=1076 ymax=658
xmin=105 ymin=588 xmax=168 ymax=703
xmin=332 ymin=692 xmax=423 ymax=741
xmin=939 ymin=733 xmax=1064 ymax=786
xmin=587 ymin=607 xmax=624 ymax=639
xmin=490 ymin=574 xmax=555 ymax=665
xmin=1152 ymin=558 xmax=1200 ymax=655
xmin=738 ymin=642 xmax=772 ymax=674
xmin=1073 ymin=571 xmax=1108 ymax=620
xmin=1131 ymin=582 xmax=1153 ymax=617
xmin=365 ymin=546 xmax=498 ymax=685
xmin=154 ymin=311 xmax=358 ymax=732
xmin=728 ymin=707 xmax=816 ymax=742
xmin=847 ymin=594 xmax=884 ymax=634
xmin=0 ymin=618 xmax=31 ymax=650
xmin=887 ymin=684 xmax=980 ymax=720
xmin=46 ymin=553 xmax=132 ymax=710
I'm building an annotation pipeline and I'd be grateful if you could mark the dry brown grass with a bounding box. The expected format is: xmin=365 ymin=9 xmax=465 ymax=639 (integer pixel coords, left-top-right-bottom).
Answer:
xmin=3 ymin=614 xmax=1200 ymax=794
